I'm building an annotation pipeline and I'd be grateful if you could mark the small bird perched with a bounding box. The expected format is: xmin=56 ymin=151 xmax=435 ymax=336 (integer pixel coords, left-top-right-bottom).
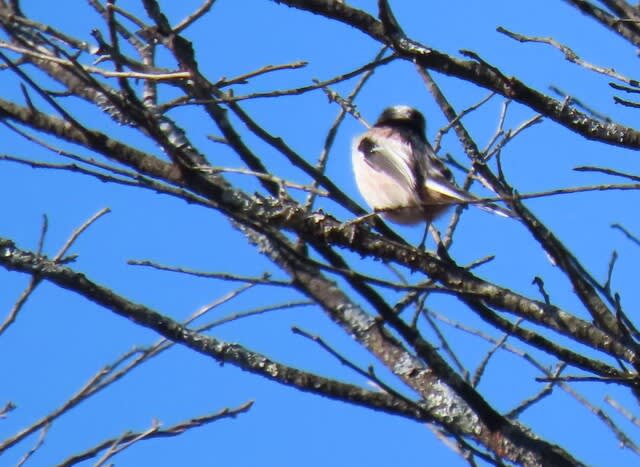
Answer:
xmin=351 ymin=105 xmax=510 ymax=226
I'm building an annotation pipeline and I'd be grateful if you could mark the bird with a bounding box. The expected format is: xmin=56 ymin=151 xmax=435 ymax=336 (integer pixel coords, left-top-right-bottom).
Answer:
xmin=351 ymin=105 xmax=511 ymax=228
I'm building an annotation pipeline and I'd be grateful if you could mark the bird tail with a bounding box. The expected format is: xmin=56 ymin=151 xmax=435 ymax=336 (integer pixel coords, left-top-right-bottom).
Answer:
xmin=424 ymin=179 xmax=514 ymax=218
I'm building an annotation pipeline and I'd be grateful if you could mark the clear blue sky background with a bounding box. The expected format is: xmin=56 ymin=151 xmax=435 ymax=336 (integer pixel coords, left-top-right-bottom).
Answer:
xmin=2 ymin=1 xmax=640 ymax=466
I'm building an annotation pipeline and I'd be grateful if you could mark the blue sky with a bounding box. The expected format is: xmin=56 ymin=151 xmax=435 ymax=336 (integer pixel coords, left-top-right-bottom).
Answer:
xmin=2 ymin=1 xmax=640 ymax=466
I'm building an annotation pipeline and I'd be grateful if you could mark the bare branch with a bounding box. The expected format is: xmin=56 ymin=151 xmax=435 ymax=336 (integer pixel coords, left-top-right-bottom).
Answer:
xmin=17 ymin=424 xmax=50 ymax=467
xmin=174 ymin=0 xmax=217 ymax=33
xmin=605 ymin=395 xmax=640 ymax=428
xmin=128 ymin=260 xmax=291 ymax=286
xmin=216 ymin=60 xmax=308 ymax=87
xmin=497 ymin=26 xmax=639 ymax=85
xmin=612 ymin=223 xmax=640 ymax=247
xmin=58 ymin=401 xmax=254 ymax=467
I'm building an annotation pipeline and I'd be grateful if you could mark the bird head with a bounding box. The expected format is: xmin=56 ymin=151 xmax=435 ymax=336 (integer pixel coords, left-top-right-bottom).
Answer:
xmin=374 ymin=105 xmax=426 ymax=135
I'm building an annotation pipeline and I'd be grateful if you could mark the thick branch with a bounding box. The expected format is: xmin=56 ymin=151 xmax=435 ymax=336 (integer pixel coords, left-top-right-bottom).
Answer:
xmin=0 ymin=238 xmax=426 ymax=427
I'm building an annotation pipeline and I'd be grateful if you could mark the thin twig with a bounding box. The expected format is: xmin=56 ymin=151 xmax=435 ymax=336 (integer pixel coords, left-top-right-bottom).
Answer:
xmin=432 ymin=92 xmax=496 ymax=153
xmin=0 ymin=154 xmax=151 ymax=187
xmin=0 ymin=40 xmax=189 ymax=80
xmin=161 ymin=54 xmax=396 ymax=109
xmin=174 ymin=0 xmax=217 ymax=33
xmin=603 ymin=251 xmax=618 ymax=294
xmin=482 ymin=99 xmax=510 ymax=155
xmin=216 ymin=61 xmax=308 ymax=87
xmin=472 ymin=321 xmax=522 ymax=388
xmin=484 ymin=113 xmax=544 ymax=161
xmin=291 ymin=326 xmax=433 ymax=422
xmin=107 ymin=2 xmax=149 ymax=31
xmin=550 ymin=86 xmax=611 ymax=122
xmin=37 ymin=214 xmax=48 ymax=255
xmin=59 ymin=401 xmax=253 ymax=467
xmin=292 ymin=326 xmax=377 ymax=383
xmin=94 ymin=421 xmax=160 ymax=467
xmin=0 ymin=153 xmax=214 ymax=208
xmin=506 ymin=364 xmax=565 ymax=419
xmin=574 ymin=165 xmax=640 ymax=182
xmin=53 ymin=208 xmax=111 ymax=261
xmin=0 ymin=401 xmax=16 ymax=419
xmin=1 ymin=120 xmax=155 ymax=181
xmin=0 ymin=209 xmax=108 ymax=336
xmin=0 ymin=284 xmax=259 ymax=454
xmin=16 ymin=424 xmax=51 ymax=467
xmin=532 ymin=277 xmax=551 ymax=305
xmin=0 ymin=215 xmax=49 ymax=336
xmin=611 ymin=223 xmax=640 ymax=247
xmin=536 ymin=375 xmax=635 ymax=384
xmin=497 ymin=26 xmax=638 ymax=85
xmin=318 ymin=83 xmax=369 ymax=128
xmin=604 ymin=396 xmax=640 ymax=428
xmin=420 ymin=308 xmax=468 ymax=379
xmin=429 ymin=308 xmax=640 ymax=449
xmin=128 ymin=260 xmax=291 ymax=286
xmin=195 ymin=165 xmax=328 ymax=195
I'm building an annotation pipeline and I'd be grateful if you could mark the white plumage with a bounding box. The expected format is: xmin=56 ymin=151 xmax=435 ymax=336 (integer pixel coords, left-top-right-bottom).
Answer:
xmin=352 ymin=105 xmax=510 ymax=225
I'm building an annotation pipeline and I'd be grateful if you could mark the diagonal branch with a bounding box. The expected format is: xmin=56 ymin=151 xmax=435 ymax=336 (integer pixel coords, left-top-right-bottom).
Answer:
xmin=273 ymin=0 xmax=640 ymax=150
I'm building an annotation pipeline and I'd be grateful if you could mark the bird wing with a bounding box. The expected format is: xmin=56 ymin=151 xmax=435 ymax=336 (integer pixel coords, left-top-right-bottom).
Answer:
xmin=423 ymin=177 xmax=469 ymax=202
xmin=357 ymin=133 xmax=418 ymax=193
xmin=416 ymin=141 xmax=469 ymax=202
